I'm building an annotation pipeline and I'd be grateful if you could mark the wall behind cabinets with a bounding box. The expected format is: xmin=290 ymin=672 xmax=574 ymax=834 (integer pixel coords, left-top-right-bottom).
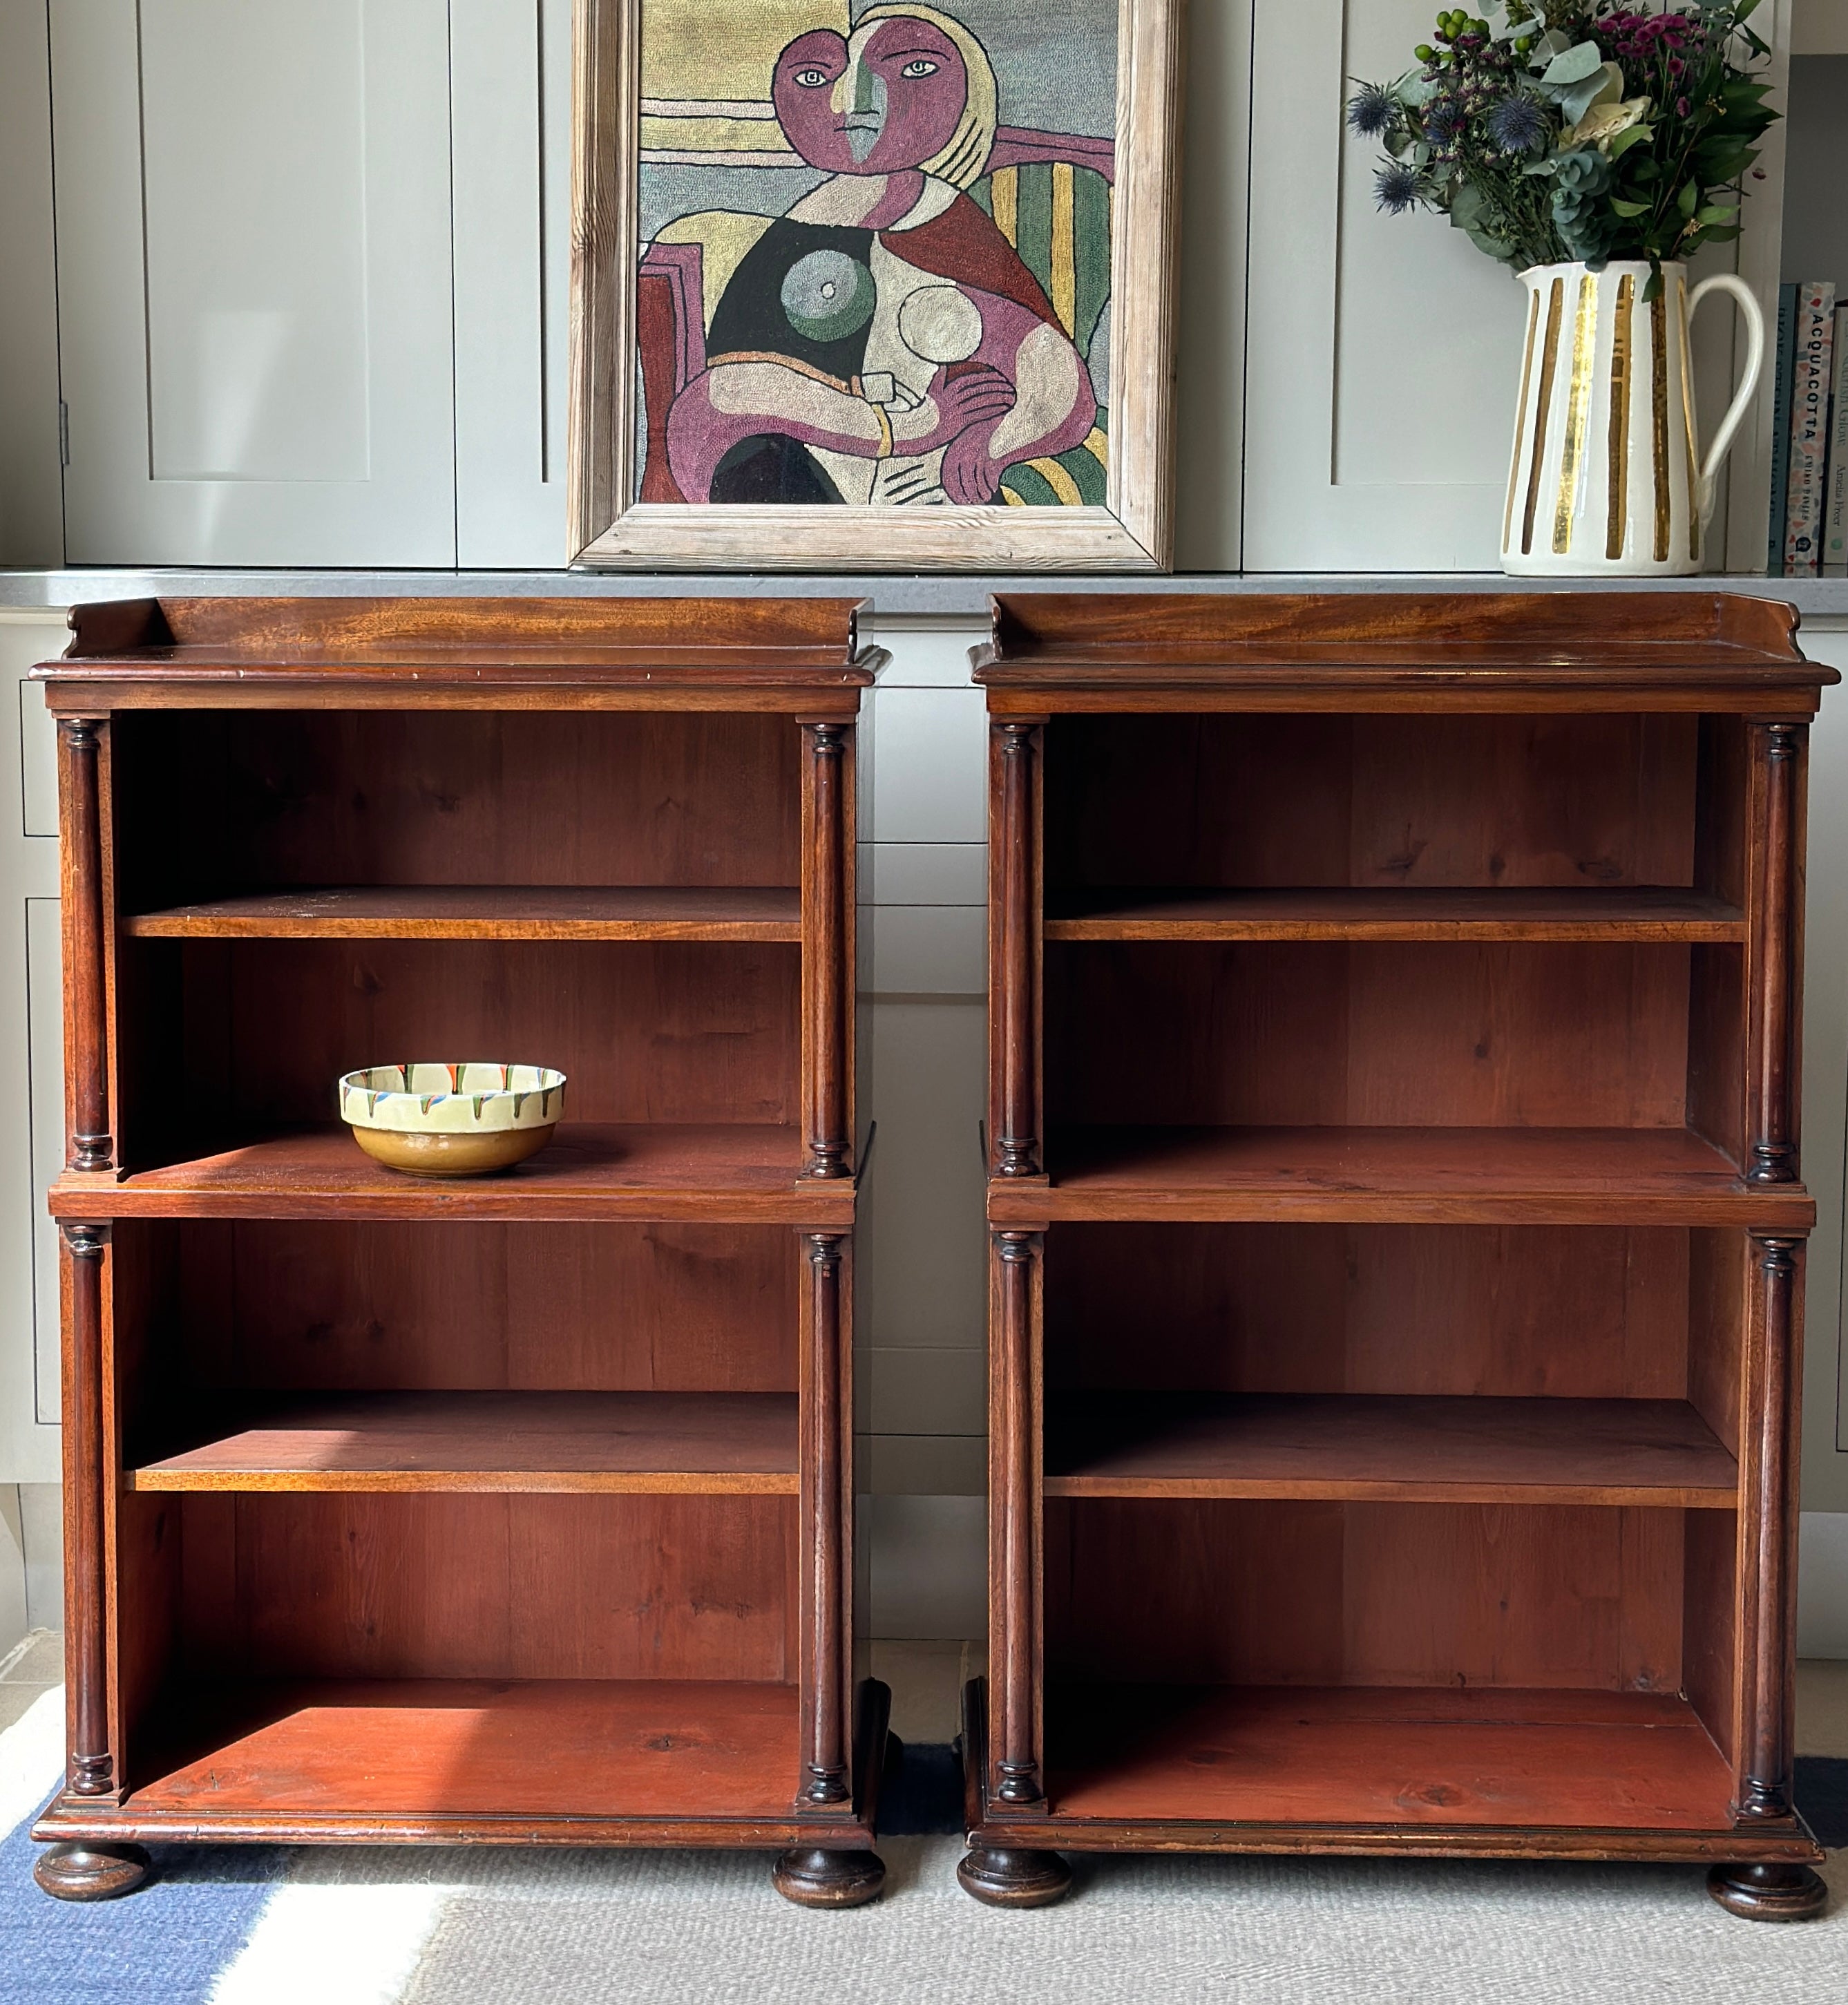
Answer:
xmin=1 ymin=1 xmax=1804 ymax=572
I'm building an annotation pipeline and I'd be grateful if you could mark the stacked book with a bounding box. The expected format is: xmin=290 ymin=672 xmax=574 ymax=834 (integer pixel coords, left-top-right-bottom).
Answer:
xmin=1769 ymin=279 xmax=1848 ymax=577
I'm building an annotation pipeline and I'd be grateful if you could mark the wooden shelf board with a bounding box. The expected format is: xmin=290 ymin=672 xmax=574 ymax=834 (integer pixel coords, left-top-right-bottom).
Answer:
xmin=989 ymin=1126 xmax=1815 ymax=1226
xmin=52 ymin=1124 xmax=854 ymax=1224
xmin=1043 ymin=1684 xmax=1737 ymax=1831
xmin=1043 ymin=1394 xmax=1737 ymax=1506
xmin=129 ymin=1391 xmax=798 ymax=1495
xmin=124 ymin=886 xmax=803 ymax=942
xmin=108 ymin=1679 xmax=808 ymax=1823
xmin=1042 ymin=887 xmax=1744 ymax=943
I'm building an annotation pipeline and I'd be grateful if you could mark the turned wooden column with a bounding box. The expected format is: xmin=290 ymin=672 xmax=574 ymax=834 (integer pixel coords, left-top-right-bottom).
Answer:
xmin=1735 ymin=1232 xmax=1804 ymax=1821
xmin=1746 ymin=721 xmax=1802 ymax=1186
xmin=60 ymin=1222 xmax=113 ymax=1797
xmin=797 ymin=1230 xmax=851 ymax=1807
xmin=990 ymin=1228 xmax=1042 ymax=1806
xmin=801 ymin=722 xmax=851 ymax=1179
xmin=990 ymin=721 xmax=1041 ymax=1179
xmin=59 ymin=718 xmax=112 ymax=1172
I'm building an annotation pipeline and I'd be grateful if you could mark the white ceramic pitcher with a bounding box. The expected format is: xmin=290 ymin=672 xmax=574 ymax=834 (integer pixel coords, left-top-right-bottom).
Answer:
xmin=1500 ymin=259 xmax=1763 ymax=576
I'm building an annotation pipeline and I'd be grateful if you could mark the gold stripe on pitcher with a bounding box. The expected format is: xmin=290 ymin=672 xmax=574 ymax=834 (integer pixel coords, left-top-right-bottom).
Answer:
xmin=1553 ymin=272 xmax=1597 ymax=554
xmin=1650 ymin=287 xmax=1670 ymax=562
xmin=1506 ymin=288 xmax=1540 ymax=553
xmin=1523 ymin=277 xmax=1565 ymax=556
xmin=1676 ymin=270 xmax=1700 ymax=564
xmin=1606 ymin=274 xmax=1635 ymax=561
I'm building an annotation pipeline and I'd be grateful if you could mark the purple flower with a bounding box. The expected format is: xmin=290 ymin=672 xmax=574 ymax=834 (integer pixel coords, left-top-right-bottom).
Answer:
xmin=1346 ymin=82 xmax=1399 ymax=140
xmin=1373 ymin=162 xmax=1421 ymax=216
xmin=1676 ymin=95 xmax=1690 ymax=116
xmin=1487 ymin=93 xmax=1549 ymax=155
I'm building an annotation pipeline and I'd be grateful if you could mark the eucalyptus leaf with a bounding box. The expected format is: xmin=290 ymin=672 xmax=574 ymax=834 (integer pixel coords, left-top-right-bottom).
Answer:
xmin=1560 ymin=61 xmax=1625 ymax=125
xmin=1542 ymin=40 xmax=1604 ymax=86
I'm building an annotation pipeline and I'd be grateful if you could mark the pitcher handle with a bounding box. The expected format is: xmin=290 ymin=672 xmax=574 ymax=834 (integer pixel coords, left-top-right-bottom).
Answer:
xmin=1686 ymin=273 xmax=1766 ymax=529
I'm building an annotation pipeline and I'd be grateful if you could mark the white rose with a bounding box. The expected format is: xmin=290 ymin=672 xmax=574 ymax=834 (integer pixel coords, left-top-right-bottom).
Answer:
xmin=1564 ymin=97 xmax=1652 ymax=154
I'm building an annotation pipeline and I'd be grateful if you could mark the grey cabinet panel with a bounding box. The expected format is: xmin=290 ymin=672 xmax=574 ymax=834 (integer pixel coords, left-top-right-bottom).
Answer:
xmin=452 ymin=0 xmax=572 ymax=566
xmin=0 ymin=618 xmax=64 ymax=1485
xmin=50 ymin=0 xmax=457 ymax=564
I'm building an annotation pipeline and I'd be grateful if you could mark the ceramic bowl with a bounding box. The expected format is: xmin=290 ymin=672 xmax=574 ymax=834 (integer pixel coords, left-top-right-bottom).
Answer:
xmin=339 ymin=1063 xmax=566 ymax=1177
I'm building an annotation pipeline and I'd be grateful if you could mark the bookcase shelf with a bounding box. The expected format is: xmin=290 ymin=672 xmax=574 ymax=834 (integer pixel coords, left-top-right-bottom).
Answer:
xmin=1036 ymin=1685 xmax=1740 ymax=1838
xmin=1042 ymin=1392 xmax=1737 ymax=1508
xmin=128 ymin=1390 xmax=800 ymax=1495
xmin=35 ymin=1680 xmax=845 ymax=1838
xmin=1042 ymin=886 xmax=1746 ymax=942
xmin=49 ymin=1125 xmax=852 ymax=1224
xmin=124 ymin=886 xmax=804 ymax=941
xmin=987 ymin=1125 xmax=1813 ymax=1228
xmin=28 ymin=596 xmax=891 ymax=1910
xmin=966 ymin=591 xmax=1833 ymax=1915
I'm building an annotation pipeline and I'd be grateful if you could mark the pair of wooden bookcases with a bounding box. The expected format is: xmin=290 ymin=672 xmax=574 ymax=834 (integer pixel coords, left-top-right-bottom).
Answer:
xmin=30 ymin=591 xmax=1833 ymax=1922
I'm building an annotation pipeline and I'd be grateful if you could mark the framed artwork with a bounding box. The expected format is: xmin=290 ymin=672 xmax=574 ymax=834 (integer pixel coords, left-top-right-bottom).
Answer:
xmin=568 ymin=0 xmax=1183 ymax=569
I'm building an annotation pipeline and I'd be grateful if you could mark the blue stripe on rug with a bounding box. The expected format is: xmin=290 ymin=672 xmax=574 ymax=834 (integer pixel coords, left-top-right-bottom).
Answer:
xmin=0 ymin=1794 xmax=287 ymax=2005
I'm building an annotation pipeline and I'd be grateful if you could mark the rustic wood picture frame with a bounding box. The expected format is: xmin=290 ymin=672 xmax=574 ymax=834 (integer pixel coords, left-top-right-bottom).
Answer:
xmin=567 ymin=0 xmax=1184 ymax=570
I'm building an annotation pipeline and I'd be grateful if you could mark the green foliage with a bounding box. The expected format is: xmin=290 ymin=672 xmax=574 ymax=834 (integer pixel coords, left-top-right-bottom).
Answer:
xmin=1344 ymin=3 xmax=1779 ymax=281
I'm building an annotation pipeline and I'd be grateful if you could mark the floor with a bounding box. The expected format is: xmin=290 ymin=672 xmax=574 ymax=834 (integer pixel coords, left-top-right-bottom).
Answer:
xmin=0 ymin=1631 xmax=59 ymax=1735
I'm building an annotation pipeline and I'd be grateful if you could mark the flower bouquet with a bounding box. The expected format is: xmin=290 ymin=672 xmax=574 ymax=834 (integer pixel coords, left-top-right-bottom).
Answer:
xmin=1348 ymin=3 xmax=1776 ymax=289
xmin=1346 ymin=5 xmax=1779 ymax=574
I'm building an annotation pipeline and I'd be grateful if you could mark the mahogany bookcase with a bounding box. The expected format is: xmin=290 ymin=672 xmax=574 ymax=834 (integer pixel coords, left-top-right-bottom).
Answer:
xmin=29 ymin=596 xmax=893 ymax=1908
xmin=964 ymin=591 xmax=1836 ymax=1920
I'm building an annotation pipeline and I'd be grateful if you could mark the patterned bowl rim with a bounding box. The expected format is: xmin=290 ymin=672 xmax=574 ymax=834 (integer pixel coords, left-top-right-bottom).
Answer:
xmin=339 ymin=1063 xmax=567 ymax=1132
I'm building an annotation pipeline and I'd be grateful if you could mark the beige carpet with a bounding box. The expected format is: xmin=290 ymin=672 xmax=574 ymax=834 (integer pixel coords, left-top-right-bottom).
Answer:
xmin=359 ymin=1838 xmax=1848 ymax=2005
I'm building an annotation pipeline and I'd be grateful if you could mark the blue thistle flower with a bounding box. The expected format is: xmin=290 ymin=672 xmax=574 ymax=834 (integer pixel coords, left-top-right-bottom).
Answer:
xmin=1373 ymin=162 xmax=1422 ymax=216
xmin=1346 ymin=82 xmax=1399 ymax=140
xmin=1423 ymin=99 xmax=1463 ymax=142
xmin=1486 ymin=93 xmax=1548 ymax=155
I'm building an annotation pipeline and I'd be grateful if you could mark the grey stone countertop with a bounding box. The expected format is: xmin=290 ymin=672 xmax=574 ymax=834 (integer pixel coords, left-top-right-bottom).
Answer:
xmin=2 ymin=569 xmax=1845 ymax=621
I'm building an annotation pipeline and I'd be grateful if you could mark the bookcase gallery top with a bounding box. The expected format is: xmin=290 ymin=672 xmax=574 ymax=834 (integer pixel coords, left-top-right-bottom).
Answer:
xmin=32 ymin=597 xmax=882 ymax=713
xmin=973 ymin=593 xmax=1838 ymax=714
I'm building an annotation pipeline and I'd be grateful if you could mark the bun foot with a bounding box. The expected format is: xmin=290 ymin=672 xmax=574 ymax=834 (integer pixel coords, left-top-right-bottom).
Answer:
xmin=772 ymin=1846 xmax=886 ymax=1908
xmin=957 ymin=1845 xmax=1073 ymax=1907
xmin=1706 ymin=1862 xmax=1829 ymax=1921
xmin=34 ymin=1842 xmax=152 ymax=1901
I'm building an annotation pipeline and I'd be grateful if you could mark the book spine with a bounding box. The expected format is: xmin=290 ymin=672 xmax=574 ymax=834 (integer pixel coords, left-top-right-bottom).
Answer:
xmin=1767 ymin=282 xmax=1799 ymax=576
xmin=1783 ymin=281 xmax=1836 ymax=578
xmin=1825 ymin=303 xmax=1848 ymax=578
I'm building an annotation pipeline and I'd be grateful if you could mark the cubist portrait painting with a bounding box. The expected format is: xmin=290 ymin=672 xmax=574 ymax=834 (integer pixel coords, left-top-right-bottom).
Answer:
xmin=635 ymin=0 xmax=1118 ymax=511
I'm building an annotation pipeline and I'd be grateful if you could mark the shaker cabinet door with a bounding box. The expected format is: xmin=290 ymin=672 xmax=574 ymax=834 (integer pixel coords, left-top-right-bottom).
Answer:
xmin=49 ymin=0 xmax=456 ymax=565
xmin=1242 ymin=0 xmax=1530 ymax=571
xmin=450 ymin=0 xmax=572 ymax=567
